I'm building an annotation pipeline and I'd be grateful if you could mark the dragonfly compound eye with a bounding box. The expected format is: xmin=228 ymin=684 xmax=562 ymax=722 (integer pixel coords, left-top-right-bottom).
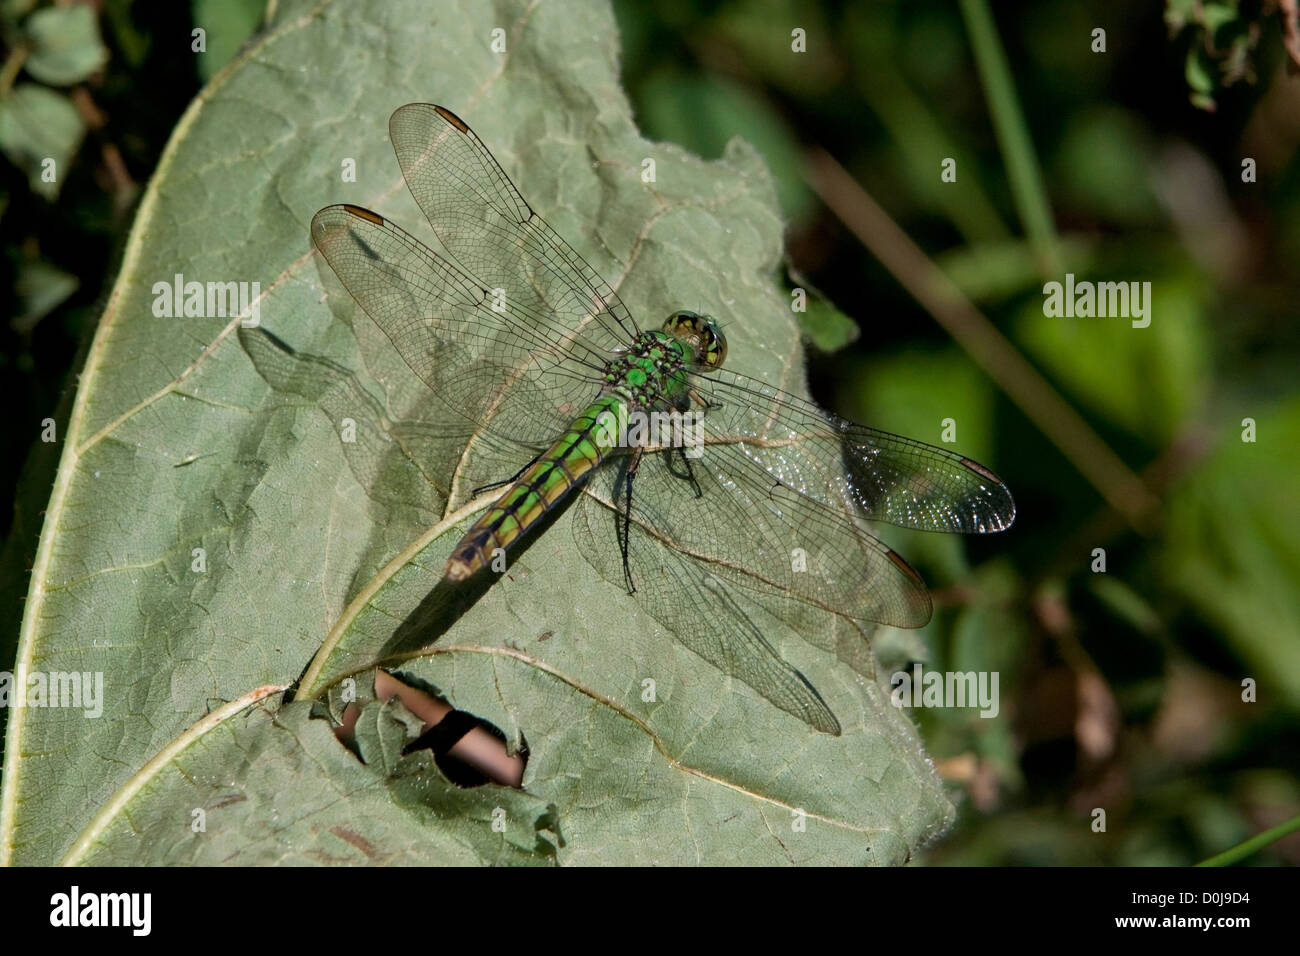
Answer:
xmin=661 ymin=309 xmax=698 ymax=335
xmin=698 ymin=315 xmax=727 ymax=368
xmin=663 ymin=310 xmax=726 ymax=368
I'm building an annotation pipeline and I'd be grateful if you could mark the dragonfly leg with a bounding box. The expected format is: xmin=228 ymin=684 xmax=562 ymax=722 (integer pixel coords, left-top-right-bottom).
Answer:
xmin=618 ymin=447 xmax=645 ymax=595
xmin=688 ymin=386 xmax=722 ymax=410
xmin=668 ymin=447 xmax=704 ymax=498
xmin=470 ymin=450 xmax=545 ymax=497
xmin=663 ymin=444 xmax=704 ymax=498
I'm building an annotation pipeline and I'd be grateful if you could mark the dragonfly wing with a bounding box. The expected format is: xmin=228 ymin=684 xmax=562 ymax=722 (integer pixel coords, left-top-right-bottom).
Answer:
xmin=573 ymin=462 xmax=842 ymax=735
xmin=311 ymin=204 xmax=614 ymax=455
xmin=239 ymin=325 xmax=470 ymax=505
xmin=595 ymin=440 xmax=934 ymax=631
xmin=389 ymin=103 xmax=640 ymax=355
xmin=697 ymin=369 xmax=1016 ymax=534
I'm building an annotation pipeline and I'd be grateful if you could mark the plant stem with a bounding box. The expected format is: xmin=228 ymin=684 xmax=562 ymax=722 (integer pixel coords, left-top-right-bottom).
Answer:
xmin=959 ymin=0 xmax=1062 ymax=276
xmin=1197 ymin=812 xmax=1300 ymax=866
xmin=0 ymin=45 xmax=28 ymax=97
xmin=803 ymin=147 xmax=1158 ymax=527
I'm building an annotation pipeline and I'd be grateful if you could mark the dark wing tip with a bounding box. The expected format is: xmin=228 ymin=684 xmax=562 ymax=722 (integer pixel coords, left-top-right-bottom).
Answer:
xmin=311 ymin=206 xmax=386 ymax=262
xmin=433 ymin=104 xmax=470 ymax=133
xmin=959 ymin=456 xmax=999 ymax=485
xmin=885 ymin=547 xmax=927 ymax=589
xmin=388 ymin=103 xmax=470 ymax=136
xmin=338 ymin=203 xmax=384 ymax=225
xmin=311 ymin=204 xmax=384 ymax=235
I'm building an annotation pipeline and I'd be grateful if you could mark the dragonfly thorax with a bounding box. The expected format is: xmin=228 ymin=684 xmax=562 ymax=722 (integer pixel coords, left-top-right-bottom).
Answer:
xmin=602 ymin=314 xmax=724 ymax=408
xmin=603 ymin=330 xmax=697 ymax=408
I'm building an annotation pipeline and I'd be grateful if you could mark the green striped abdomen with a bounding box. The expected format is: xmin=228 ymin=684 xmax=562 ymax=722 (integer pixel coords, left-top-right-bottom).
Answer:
xmin=444 ymin=395 xmax=623 ymax=582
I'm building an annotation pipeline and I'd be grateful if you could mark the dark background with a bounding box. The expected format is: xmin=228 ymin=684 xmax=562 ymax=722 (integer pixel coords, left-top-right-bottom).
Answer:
xmin=2 ymin=0 xmax=1297 ymax=865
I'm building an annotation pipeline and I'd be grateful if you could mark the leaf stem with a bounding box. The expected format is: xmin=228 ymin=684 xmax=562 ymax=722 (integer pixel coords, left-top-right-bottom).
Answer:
xmin=297 ymin=495 xmax=492 ymax=699
xmin=59 ymin=684 xmax=288 ymax=866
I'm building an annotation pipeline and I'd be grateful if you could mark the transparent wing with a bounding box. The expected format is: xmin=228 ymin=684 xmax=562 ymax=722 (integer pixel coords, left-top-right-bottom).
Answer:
xmin=589 ymin=437 xmax=933 ymax=626
xmin=311 ymin=204 xmax=616 ymax=451
xmin=238 ymin=325 xmax=467 ymax=507
xmin=571 ymin=369 xmax=1013 ymax=733
xmin=388 ymin=103 xmax=640 ymax=355
xmin=573 ymin=458 xmax=844 ymax=735
xmin=696 ymin=369 xmax=1017 ymax=534
xmin=572 ymin=432 xmax=944 ymax=734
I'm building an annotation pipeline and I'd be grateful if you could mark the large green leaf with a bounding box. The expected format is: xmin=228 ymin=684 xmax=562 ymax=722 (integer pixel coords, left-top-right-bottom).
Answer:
xmin=1 ymin=0 xmax=951 ymax=865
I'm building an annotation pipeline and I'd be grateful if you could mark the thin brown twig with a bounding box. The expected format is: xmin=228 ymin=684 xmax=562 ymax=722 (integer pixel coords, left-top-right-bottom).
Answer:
xmin=0 ymin=45 xmax=28 ymax=96
xmin=802 ymin=147 xmax=1161 ymax=530
xmin=1279 ymin=0 xmax=1300 ymax=70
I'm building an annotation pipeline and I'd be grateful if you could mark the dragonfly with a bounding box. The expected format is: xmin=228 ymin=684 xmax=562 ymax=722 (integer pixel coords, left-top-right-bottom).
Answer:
xmin=310 ymin=104 xmax=1015 ymax=735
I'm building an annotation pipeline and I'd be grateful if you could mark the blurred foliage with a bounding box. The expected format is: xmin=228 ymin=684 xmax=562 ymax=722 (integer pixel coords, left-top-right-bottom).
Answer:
xmin=1166 ymin=0 xmax=1300 ymax=111
xmin=2 ymin=0 xmax=1298 ymax=864
xmin=0 ymin=3 xmax=104 ymax=200
xmin=614 ymin=0 xmax=1300 ymax=866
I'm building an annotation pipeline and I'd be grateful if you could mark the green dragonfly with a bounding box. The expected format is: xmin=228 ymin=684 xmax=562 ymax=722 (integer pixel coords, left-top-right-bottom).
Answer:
xmin=311 ymin=104 xmax=1015 ymax=735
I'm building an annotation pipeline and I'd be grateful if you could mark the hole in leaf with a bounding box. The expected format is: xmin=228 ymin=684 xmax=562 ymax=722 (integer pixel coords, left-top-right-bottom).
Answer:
xmin=332 ymin=669 xmax=527 ymax=789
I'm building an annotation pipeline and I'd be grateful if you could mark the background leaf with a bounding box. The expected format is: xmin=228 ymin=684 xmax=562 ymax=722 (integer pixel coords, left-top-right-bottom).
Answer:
xmin=0 ymin=84 xmax=84 ymax=200
xmin=1161 ymin=401 xmax=1300 ymax=706
xmin=22 ymin=4 xmax=109 ymax=86
xmin=68 ymin=697 xmax=561 ymax=866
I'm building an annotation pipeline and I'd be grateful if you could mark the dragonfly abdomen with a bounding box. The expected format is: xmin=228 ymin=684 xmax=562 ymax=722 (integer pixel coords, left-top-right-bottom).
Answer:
xmin=444 ymin=396 xmax=625 ymax=582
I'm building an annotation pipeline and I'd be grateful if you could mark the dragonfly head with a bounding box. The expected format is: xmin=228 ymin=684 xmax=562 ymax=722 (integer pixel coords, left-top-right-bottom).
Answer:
xmin=662 ymin=310 xmax=727 ymax=370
